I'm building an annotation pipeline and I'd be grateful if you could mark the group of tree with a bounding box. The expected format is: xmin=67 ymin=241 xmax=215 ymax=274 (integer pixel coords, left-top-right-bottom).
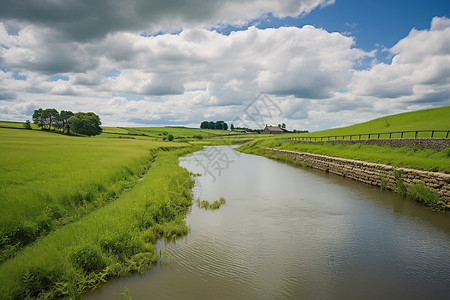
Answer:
xmin=232 ymin=126 xmax=262 ymax=134
xmin=292 ymin=129 xmax=309 ymax=133
xmin=200 ymin=120 xmax=228 ymax=130
xmin=31 ymin=108 xmax=102 ymax=136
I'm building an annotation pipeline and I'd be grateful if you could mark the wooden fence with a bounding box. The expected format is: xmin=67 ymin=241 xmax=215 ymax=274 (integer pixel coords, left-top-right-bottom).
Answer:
xmin=280 ymin=130 xmax=450 ymax=142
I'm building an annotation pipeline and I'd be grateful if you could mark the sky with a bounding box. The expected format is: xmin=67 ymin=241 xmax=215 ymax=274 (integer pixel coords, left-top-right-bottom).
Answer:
xmin=0 ymin=0 xmax=449 ymax=131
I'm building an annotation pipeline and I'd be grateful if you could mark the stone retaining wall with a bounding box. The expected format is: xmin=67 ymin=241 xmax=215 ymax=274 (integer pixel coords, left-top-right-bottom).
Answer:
xmin=283 ymin=138 xmax=450 ymax=151
xmin=266 ymin=148 xmax=450 ymax=204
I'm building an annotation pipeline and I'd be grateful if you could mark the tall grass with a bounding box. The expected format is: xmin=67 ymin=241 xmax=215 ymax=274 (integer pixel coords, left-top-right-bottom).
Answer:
xmin=238 ymin=139 xmax=450 ymax=173
xmin=0 ymin=146 xmax=200 ymax=299
xmin=0 ymin=128 xmax=185 ymax=261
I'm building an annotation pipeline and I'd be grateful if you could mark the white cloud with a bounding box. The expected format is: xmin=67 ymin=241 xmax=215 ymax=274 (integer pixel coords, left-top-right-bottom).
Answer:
xmin=0 ymin=13 xmax=449 ymax=131
xmin=348 ymin=17 xmax=450 ymax=104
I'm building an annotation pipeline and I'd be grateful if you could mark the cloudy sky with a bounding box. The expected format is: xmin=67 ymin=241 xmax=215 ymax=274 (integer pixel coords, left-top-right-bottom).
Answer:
xmin=0 ymin=0 xmax=449 ymax=131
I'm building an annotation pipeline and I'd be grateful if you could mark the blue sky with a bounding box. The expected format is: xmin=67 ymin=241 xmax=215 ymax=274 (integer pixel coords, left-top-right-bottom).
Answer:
xmin=0 ymin=0 xmax=449 ymax=130
xmin=218 ymin=0 xmax=450 ymax=63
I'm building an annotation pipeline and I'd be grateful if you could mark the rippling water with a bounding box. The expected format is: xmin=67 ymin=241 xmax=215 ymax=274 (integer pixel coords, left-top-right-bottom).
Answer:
xmin=84 ymin=146 xmax=450 ymax=299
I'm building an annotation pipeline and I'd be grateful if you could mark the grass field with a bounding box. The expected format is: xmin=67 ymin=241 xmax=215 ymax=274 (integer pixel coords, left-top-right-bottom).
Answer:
xmin=0 ymin=120 xmax=39 ymax=130
xmin=0 ymin=126 xmax=201 ymax=298
xmin=102 ymin=126 xmax=250 ymax=141
xmin=283 ymin=106 xmax=450 ymax=138
xmin=0 ymin=128 xmax=190 ymax=262
xmin=0 ymin=145 xmax=199 ymax=299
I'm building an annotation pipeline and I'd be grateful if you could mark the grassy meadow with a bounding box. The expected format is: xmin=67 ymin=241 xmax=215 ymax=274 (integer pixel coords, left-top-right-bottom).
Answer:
xmin=0 ymin=120 xmax=40 ymax=130
xmin=0 ymin=145 xmax=199 ymax=299
xmin=0 ymin=128 xmax=191 ymax=262
xmin=102 ymin=126 xmax=250 ymax=141
xmin=0 ymin=126 xmax=203 ymax=298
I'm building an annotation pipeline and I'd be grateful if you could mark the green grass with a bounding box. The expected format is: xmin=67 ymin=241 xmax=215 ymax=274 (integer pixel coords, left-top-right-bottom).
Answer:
xmin=283 ymin=106 xmax=450 ymax=138
xmin=101 ymin=127 xmax=130 ymax=134
xmin=0 ymin=133 xmax=200 ymax=299
xmin=0 ymin=120 xmax=39 ymax=130
xmin=195 ymin=197 xmax=226 ymax=210
xmin=0 ymin=128 xmax=188 ymax=261
xmin=101 ymin=126 xmax=260 ymax=144
xmin=239 ymin=139 xmax=450 ymax=173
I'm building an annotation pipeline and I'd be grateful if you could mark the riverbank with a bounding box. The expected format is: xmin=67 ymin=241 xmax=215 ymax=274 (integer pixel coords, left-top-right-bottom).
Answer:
xmin=239 ymin=138 xmax=450 ymax=173
xmin=238 ymin=143 xmax=450 ymax=211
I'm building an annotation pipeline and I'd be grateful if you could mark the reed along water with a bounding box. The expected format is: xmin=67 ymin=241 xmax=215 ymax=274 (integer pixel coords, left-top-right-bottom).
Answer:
xmin=84 ymin=146 xmax=450 ymax=300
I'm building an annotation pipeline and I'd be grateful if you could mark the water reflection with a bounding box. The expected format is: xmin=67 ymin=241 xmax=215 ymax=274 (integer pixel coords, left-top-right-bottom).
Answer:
xmin=84 ymin=146 xmax=450 ymax=300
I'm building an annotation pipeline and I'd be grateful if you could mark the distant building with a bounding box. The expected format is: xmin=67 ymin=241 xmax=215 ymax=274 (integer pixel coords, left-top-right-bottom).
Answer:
xmin=262 ymin=125 xmax=284 ymax=134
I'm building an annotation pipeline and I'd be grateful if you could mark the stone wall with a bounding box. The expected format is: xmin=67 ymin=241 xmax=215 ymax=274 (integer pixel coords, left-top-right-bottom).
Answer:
xmin=282 ymin=138 xmax=450 ymax=151
xmin=266 ymin=148 xmax=450 ymax=204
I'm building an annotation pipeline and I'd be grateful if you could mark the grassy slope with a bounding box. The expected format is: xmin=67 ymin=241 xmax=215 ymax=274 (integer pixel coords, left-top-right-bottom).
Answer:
xmin=0 ymin=128 xmax=188 ymax=261
xmin=284 ymin=106 xmax=450 ymax=138
xmin=239 ymin=106 xmax=450 ymax=173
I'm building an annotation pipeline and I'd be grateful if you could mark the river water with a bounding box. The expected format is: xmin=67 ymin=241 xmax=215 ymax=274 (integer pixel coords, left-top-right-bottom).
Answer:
xmin=84 ymin=146 xmax=450 ymax=299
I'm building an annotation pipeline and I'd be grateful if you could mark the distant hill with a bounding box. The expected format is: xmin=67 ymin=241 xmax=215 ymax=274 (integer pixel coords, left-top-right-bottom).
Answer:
xmin=296 ymin=106 xmax=450 ymax=138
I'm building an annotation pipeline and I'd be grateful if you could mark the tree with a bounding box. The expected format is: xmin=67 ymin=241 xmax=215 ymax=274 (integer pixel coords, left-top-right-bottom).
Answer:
xmin=32 ymin=108 xmax=59 ymax=130
xmin=32 ymin=108 xmax=45 ymax=129
xmin=230 ymin=124 xmax=235 ymax=130
xmin=215 ymin=121 xmax=223 ymax=130
xmin=200 ymin=121 xmax=209 ymax=129
xmin=200 ymin=120 xmax=228 ymax=130
xmin=69 ymin=112 xmax=102 ymax=136
xmin=167 ymin=134 xmax=174 ymax=141
xmin=42 ymin=108 xmax=59 ymax=130
xmin=282 ymin=123 xmax=286 ymax=129
xmin=60 ymin=110 xmax=74 ymax=134
xmin=214 ymin=121 xmax=228 ymax=130
xmin=23 ymin=120 xmax=32 ymax=130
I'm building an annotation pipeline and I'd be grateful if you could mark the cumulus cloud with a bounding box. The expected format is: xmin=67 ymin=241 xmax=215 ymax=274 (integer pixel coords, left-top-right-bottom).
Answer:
xmin=0 ymin=10 xmax=449 ymax=131
xmin=349 ymin=17 xmax=450 ymax=104
xmin=0 ymin=0 xmax=333 ymax=41
xmin=91 ymin=26 xmax=365 ymax=102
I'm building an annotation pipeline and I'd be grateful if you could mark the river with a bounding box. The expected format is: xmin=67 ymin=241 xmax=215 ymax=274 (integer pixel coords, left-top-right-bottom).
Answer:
xmin=84 ymin=146 xmax=450 ymax=299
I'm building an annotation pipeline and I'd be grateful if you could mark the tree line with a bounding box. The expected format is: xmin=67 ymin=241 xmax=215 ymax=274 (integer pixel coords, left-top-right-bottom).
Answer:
xmin=31 ymin=108 xmax=102 ymax=136
xmin=200 ymin=120 xmax=228 ymax=130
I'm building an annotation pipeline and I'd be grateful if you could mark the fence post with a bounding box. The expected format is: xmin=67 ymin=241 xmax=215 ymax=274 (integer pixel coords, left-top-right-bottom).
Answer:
xmin=431 ymin=130 xmax=434 ymax=138
xmin=415 ymin=131 xmax=418 ymax=138
xmin=401 ymin=132 xmax=404 ymax=138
